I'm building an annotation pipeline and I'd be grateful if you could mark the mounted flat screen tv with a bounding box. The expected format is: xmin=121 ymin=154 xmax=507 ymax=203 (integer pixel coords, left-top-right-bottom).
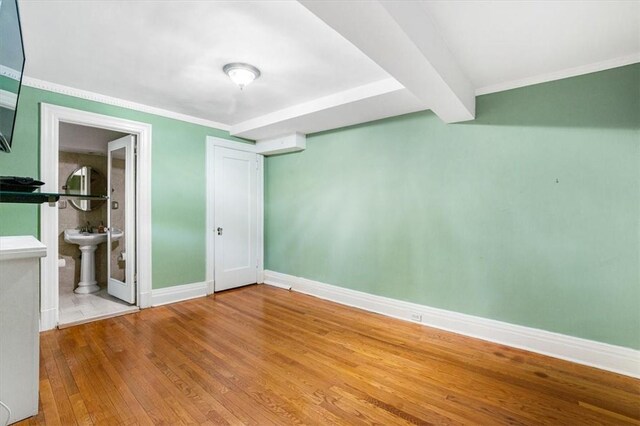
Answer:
xmin=0 ymin=0 xmax=26 ymax=153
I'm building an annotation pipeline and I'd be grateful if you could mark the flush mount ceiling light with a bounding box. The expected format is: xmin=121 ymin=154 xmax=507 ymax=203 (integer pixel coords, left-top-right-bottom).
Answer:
xmin=223 ymin=63 xmax=261 ymax=89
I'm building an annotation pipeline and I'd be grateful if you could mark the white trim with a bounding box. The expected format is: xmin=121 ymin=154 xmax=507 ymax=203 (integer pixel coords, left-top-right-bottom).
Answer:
xmin=205 ymin=136 xmax=264 ymax=293
xmin=230 ymin=78 xmax=403 ymax=138
xmin=0 ymin=89 xmax=18 ymax=109
xmin=255 ymin=133 xmax=306 ymax=156
xmin=24 ymin=76 xmax=230 ymax=131
xmin=205 ymin=136 xmax=259 ymax=153
xmin=150 ymin=281 xmax=208 ymax=307
xmin=205 ymin=139 xmax=216 ymax=295
xmin=40 ymin=308 xmax=57 ymax=332
xmin=0 ymin=65 xmax=21 ymax=81
xmin=139 ymin=291 xmax=152 ymax=310
xmin=40 ymin=104 xmax=153 ymax=331
xmin=263 ymin=270 xmax=640 ymax=379
xmin=262 ymin=279 xmax=291 ymax=291
xmin=475 ymin=54 xmax=640 ymax=96
xmin=256 ymin=154 xmax=264 ymax=284
xmin=107 ymin=135 xmax=136 ymax=303
xmin=263 ymin=271 xmax=297 ymax=290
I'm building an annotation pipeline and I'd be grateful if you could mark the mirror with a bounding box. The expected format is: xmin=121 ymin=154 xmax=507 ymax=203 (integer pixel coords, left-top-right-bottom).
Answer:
xmin=0 ymin=0 xmax=26 ymax=152
xmin=65 ymin=166 xmax=107 ymax=211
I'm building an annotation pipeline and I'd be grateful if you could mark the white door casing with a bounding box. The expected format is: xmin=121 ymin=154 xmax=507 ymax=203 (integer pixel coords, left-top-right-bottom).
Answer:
xmin=107 ymin=135 xmax=136 ymax=304
xmin=39 ymin=104 xmax=152 ymax=331
xmin=213 ymin=146 xmax=258 ymax=291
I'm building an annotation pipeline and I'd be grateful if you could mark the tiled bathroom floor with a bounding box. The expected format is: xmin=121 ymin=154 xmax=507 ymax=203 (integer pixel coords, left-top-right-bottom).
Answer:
xmin=58 ymin=287 xmax=139 ymax=327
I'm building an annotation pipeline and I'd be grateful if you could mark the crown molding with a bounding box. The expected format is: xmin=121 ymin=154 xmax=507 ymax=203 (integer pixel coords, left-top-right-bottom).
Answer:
xmin=475 ymin=53 xmax=640 ymax=96
xmin=0 ymin=89 xmax=18 ymax=109
xmin=21 ymin=76 xmax=231 ymax=131
xmin=0 ymin=65 xmax=21 ymax=81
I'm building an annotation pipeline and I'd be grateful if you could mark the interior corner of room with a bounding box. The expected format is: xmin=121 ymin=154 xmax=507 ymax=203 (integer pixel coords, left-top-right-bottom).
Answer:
xmin=0 ymin=0 xmax=638 ymax=424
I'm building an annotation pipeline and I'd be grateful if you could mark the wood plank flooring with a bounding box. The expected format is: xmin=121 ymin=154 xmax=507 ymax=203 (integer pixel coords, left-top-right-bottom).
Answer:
xmin=17 ymin=284 xmax=640 ymax=425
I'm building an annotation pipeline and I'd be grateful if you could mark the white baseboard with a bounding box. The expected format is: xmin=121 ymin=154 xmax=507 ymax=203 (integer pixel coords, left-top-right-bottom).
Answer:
xmin=151 ymin=281 xmax=208 ymax=307
xmin=263 ymin=270 xmax=640 ymax=378
xmin=262 ymin=276 xmax=292 ymax=291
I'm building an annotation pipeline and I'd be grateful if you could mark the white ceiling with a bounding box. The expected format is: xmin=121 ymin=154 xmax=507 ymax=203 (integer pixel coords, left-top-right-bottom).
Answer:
xmin=19 ymin=1 xmax=389 ymax=125
xmin=422 ymin=0 xmax=640 ymax=92
xmin=18 ymin=1 xmax=640 ymax=140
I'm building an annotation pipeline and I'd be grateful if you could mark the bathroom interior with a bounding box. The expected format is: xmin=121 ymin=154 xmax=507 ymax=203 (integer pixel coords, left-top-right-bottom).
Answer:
xmin=57 ymin=122 xmax=138 ymax=326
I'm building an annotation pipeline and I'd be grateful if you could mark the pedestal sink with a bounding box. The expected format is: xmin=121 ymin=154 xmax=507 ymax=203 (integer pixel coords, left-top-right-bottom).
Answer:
xmin=64 ymin=228 xmax=123 ymax=294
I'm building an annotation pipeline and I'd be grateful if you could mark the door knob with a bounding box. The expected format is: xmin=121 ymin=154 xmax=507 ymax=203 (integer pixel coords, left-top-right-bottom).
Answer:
xmin=217 ymin=227 xmax=223 ymax=235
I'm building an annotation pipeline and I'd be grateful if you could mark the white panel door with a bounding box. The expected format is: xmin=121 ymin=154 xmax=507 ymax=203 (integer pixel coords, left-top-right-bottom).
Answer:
xmin=214 ymin=146 xmax=258 ymax=291
xmin=107 ymin=135 xmax=136 ymax=304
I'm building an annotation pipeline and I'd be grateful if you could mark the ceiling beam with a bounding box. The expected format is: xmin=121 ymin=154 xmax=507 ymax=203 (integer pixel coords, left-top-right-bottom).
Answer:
xmin=230 ymin=78 xmax=423 ymax=140
xmin=299 ymin=0 xmax=475 ymax=123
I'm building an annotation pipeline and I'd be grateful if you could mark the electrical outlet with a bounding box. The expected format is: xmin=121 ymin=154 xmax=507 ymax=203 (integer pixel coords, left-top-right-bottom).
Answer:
xmin=410 ymin=313 xmax=422 ymax=322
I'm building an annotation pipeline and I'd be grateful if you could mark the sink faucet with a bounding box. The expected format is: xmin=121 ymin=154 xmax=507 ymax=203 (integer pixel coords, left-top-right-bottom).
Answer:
xmin=79 ymin=221 xmax=93 ymax=233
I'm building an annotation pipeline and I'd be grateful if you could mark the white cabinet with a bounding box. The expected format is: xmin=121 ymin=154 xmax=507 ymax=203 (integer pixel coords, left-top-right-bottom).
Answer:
xmin=0 ymin=236 xmax=46 ymax=424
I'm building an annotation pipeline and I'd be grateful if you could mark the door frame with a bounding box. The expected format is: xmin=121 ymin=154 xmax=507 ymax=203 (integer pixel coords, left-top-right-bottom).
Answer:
xmin=205 ymin=136 xmax=264 ymax=294
xmin=40 ymin=103 xmax=153 ymax=331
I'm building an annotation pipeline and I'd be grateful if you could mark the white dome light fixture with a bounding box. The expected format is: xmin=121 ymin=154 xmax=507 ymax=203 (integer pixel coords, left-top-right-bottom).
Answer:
xmin=223 ymin=62 xmax=261 ymax=90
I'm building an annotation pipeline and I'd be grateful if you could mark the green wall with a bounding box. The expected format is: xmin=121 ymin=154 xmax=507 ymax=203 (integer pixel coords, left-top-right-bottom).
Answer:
xmin=265 ymin=64 xmax=640 ymax=349
xmin=0 ymin=75 xmax=20 ymax=92
xmin=0 ymin=85 xmax=246 ymax=289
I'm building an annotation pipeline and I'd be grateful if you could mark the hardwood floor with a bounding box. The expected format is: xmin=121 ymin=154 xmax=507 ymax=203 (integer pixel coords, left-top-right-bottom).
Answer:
xmin=17 ymin=284 xmax=640 ymax=425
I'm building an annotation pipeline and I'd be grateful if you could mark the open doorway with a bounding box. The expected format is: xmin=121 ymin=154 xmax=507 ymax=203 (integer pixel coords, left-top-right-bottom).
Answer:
xmin=57 ymin=123 xmax=138 ymax=327
xmin=40 ymin=104 xmax=153 ymax=331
